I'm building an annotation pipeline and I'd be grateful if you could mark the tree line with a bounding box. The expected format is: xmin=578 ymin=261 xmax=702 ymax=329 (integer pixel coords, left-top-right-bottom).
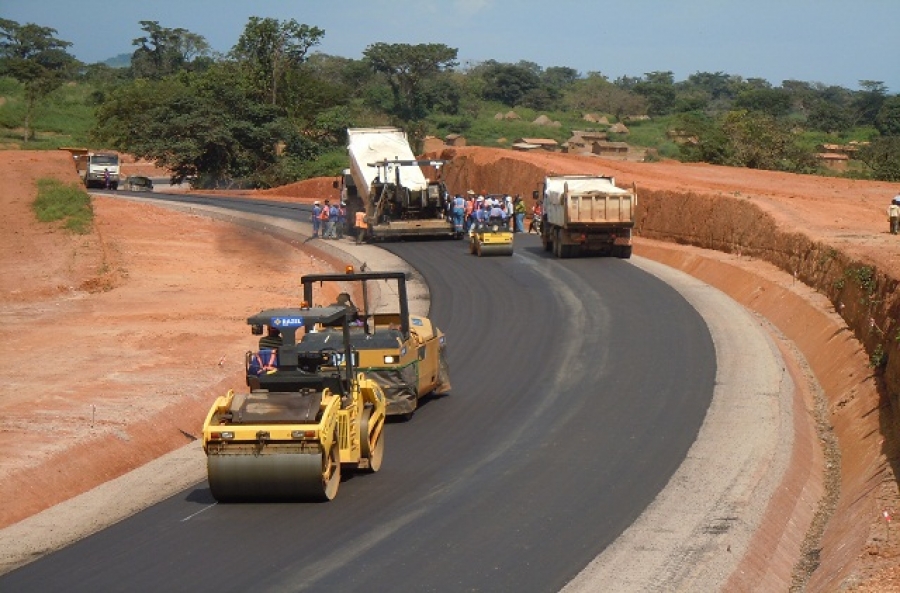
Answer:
xmin=1 ymin=17 xmax=898 ymax=186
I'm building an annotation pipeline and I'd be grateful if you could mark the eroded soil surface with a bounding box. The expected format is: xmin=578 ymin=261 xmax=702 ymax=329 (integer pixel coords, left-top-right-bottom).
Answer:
xmin=2 ymin=148 xmax=899 ymax=590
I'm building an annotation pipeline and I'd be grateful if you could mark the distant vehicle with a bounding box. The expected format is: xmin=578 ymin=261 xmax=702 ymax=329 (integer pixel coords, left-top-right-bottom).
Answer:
xmin=125 ymin=176 xmax=153 ymax=192
xmin=74 ymin=152 xmax=120 ymax=190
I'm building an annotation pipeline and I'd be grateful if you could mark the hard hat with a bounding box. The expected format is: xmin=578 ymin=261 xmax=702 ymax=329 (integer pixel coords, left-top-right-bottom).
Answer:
xmin=467 ymin=189 xmax=475 ymax=195
xmin=314 ymin=200 xmax=320 ymax=205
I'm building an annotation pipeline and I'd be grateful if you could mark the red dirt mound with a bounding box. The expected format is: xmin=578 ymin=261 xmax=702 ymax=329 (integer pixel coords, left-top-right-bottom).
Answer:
xmin=257 ymin=176 xmax=340 ymax=203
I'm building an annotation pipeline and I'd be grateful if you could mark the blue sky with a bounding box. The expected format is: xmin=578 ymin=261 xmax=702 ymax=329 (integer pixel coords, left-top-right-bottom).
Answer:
xmin=4 ymin=0 xmax=899 ymax=92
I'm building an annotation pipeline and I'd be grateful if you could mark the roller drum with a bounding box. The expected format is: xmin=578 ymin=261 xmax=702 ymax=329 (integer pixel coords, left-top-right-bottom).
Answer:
xmin=207 ymin=447 xmax=340 ymax=502
xmin=477 ymin=243 xmax=513 ymax=257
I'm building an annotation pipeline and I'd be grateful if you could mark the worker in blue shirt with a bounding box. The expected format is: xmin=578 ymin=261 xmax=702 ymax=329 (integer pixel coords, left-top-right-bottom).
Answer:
xmin=488 ymin=202 xmax=506 ymax=225
xmin=312 ymin=200 xmax=322 ymax=238
xmin=451 ymin=194 xmax=466 ymax=236
xmin=325 ymin=201 xmax=339 ymax=239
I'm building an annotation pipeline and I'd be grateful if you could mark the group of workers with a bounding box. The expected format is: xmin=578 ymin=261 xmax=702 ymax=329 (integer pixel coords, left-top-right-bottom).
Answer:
xmin=449 ymin=190 xmax=532 ymax=234
xmin=312 ymin=199 xmax=347 ymax=239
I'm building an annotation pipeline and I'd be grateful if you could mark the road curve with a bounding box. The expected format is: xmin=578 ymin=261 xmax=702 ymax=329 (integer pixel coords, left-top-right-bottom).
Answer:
xmin=0 ymin=193 xmax=789 ymax=592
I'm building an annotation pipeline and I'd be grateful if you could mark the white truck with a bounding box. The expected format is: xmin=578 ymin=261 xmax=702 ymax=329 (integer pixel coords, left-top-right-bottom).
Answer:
xmin=537 ymin=175 xmax=636 ymax=259
xmin=74 ymin=152 xmax=120 ymax=190
xmin=346 ymin=127 xmax=453 ymax=241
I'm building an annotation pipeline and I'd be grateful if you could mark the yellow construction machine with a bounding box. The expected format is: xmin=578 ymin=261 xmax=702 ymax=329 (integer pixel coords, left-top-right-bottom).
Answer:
xmin=298 ymin=269 xmax=451 ymax=418
xmin=202 ymin=305 xmax=386 ymax=502
xmin=469 ymin=217 xmax=514 ymax=257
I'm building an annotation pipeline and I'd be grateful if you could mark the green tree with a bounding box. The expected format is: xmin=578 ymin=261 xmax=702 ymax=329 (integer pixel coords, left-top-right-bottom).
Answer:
xmin=131 ymin=21 xmax=210 ymax=79
xmin=231 ymin=17 xmax=323 ymax=106
xmin=477 ymin=60 xmax=540 ymax=107
xmin=733 ymin=87 xmax=792 ymax=118
xmin=875 ymin=95 xmax=900 ymax=137
xmin=542 ymin=66 xmax=579 ymax=91
xmin=721 ymin=109 xmax=796 ymax=170
xmin=564 ymin=72 xmax=647 ymax=119
xmin=672 ymin=90 xmax=710 ymax=114
xmin=683 ymin=71 xmax=735 ymax=102
xmin=0 ymin=18 xmax=76 ymax=141
xmin=632 ymin=71 xmax=676 ymax=116
xmin=807 ymin=99 xmax=854 ymax=134
xmin=93 ymin=65 xmax=297 ymax=187
xmin=851 ymin=80 xmax=887 ymax=127
xmin=857 ymin=136 xmax=900 ymax=181
xmin=363 ymin=42 xmax=458 ymax=121
xmin=419 ymin=72 xmax=462 ymax=115
xmin=675 ymin=112 xmax=730 ymax=164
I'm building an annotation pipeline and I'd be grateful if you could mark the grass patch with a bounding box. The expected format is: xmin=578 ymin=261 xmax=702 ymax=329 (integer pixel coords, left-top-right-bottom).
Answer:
xmin=32 ymin=177 xmax=93 ymax=234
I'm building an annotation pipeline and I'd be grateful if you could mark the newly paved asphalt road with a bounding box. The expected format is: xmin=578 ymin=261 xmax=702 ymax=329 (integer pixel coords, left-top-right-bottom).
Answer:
xmin=1 ymin=194 xmax=716 ymax=592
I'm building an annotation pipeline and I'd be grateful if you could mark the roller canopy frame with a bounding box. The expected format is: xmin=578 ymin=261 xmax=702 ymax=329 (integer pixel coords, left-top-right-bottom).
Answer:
xmin=248 ymin=305 xmax=357 ymax=380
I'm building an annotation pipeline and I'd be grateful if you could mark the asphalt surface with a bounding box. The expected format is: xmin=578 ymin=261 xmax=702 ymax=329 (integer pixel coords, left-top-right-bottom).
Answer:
xmin=1 ymin=193 xmax=721 ymax=592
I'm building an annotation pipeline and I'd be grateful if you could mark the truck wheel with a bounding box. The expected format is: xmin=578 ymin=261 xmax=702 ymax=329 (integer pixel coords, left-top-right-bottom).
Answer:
xmin=542 ymin=231 xmax=552 ymax=252
xmin=553 ymin=231 xmax=563 ymax=258
xmin=616 ymin=245 xmax=633 ymax=259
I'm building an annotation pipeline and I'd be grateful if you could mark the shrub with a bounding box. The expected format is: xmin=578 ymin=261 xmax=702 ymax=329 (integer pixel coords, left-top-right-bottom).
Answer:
xmin=32 ymin=178 xmax=93 ymax=234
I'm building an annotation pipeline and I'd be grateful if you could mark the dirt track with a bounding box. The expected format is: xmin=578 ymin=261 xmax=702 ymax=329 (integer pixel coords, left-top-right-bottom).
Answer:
xmin=2 ymin=148 xmax=899 ymax=590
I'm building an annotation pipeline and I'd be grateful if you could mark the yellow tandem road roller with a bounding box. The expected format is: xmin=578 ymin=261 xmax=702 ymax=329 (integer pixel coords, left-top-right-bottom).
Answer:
xmin=202 ymin=305 xmax=387 ymax=502
xmin=299 ymin=269 xmax=451 ymax=419
xmin=469 ymin=219 xmax=514 ymax=257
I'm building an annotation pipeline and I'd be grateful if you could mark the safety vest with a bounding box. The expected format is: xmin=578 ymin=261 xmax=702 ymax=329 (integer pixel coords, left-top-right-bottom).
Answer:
xmin=319 ymin=207 xmax=330 ymax=221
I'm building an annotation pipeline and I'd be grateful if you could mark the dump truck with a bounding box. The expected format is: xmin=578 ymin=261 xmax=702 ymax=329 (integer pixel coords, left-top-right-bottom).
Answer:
xmin=74 ymin=151 xmax=120 ymax=189
xmin=536 ymin=175 xmax=636 ymax=258
xmin=295 ymin=268 xmax=451 ymax=418
xmin=202 ymin=305 xmax=387 ymax=502
xmin=347 ymin=127 xmax=454 ymax=241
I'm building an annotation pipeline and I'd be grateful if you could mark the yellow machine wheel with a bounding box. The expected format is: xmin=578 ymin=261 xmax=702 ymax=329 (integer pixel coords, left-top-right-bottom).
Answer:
xmin=207 ymin=443 xmax=341 ymax=502
xmin=321 ymin=440 xmax=341 ymax=500
xmin=360 ymin=407 xmax=384 ymax=473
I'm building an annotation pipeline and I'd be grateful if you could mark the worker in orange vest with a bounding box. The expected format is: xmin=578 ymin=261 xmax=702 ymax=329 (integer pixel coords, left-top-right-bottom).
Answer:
xmin=355 ymin=210 xmax=368 ymax=244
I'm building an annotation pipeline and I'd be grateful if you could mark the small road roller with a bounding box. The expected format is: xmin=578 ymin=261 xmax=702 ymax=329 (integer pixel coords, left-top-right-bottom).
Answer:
xmin=202 ymin=305 xmax=387 ymax=502
xmin=469 ymin=218 xmax=514 ymax=257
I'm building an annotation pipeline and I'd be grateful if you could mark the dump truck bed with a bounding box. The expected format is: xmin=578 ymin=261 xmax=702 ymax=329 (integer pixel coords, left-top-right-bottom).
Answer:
xmin=544 ymin=175 xmax=636 ymax=227
xmin=348 ymin=127 xmax=428 ymax=192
